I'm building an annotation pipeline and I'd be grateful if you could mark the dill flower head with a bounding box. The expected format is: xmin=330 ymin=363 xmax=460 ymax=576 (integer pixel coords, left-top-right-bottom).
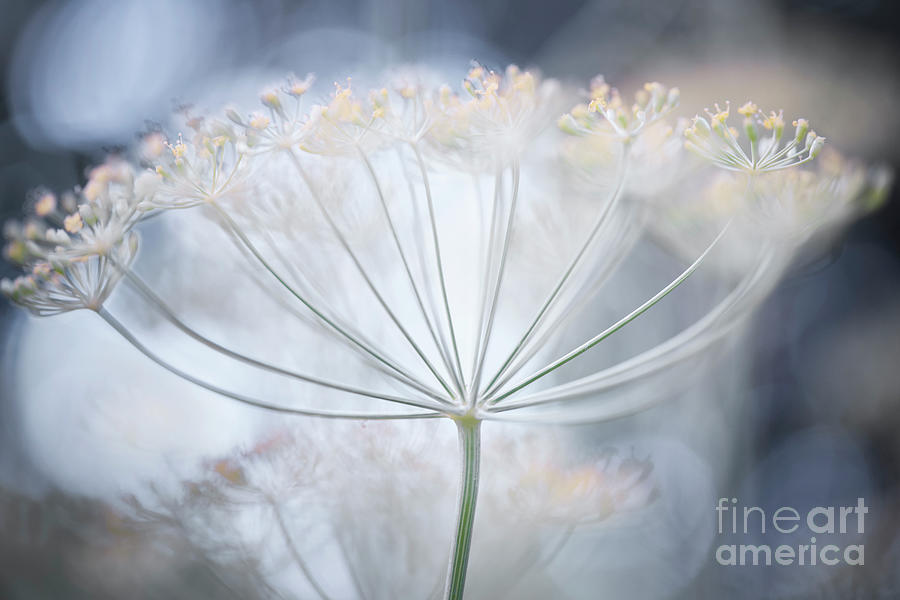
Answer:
xmin=1 ymin=159 xmax=142 ymax=314
xmin=560 ymin=115 xmax=690 ymax=197
xmin=209 ymin=429 xmax=320 ymax=502
xmin=300 ymin=79 xmax=392 ymax=156
xmin=142 ymin=117 xmax=252 ymax=210
xmin=737 ymin=150 xmax=892 ymax=241
xmin=648 ymin=148 xmax=892 ymax=276
xmin=426 ymin=64 xmax=563 ymax=168
xmin=368 ymin=77 xmax=438 ymax=144
xmin=230 ymin=71 xmax=442 ymax=159
xmin=505 ymin=443 xmax=658 ymax=524
xmin=558 ymin=77 xmax=680 ymax=144
xmin=684 ymin=101 xmax=825 ymax=174
xmin=226 ymin=74 xmax=317 ymax=155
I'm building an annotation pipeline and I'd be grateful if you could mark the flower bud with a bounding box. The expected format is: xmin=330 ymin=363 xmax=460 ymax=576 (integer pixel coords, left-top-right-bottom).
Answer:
xmin=260 ymin=90 xmax=281 ymax=110
xmin=249 ymin=113 xmax=270 ymax=130
xmin=34 ymin=193 xmax=56 ymax=217
xmin=225 ymin=107 xmax=244 ymax=125
xmin=690 ymin=116 xmax=712 ymax=138
xmin=809 ymin=135 xmax=825 ymax=159
xmin=287 ymin=73 xmax=315 ymax=97
xmin=64 ymin=213 xmax=83 ymax=234
xmin=3 ymin=241 xmax=26 ymax=264
xmin=666 ymin=87 xmax=680 ymax=109
xmin=557 ymin=114 xmax=580 ymax=135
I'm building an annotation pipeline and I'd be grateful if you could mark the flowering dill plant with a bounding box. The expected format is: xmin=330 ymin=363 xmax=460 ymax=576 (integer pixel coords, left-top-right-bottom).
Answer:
xmin=1 ymin=63 xmax=891 ymax=599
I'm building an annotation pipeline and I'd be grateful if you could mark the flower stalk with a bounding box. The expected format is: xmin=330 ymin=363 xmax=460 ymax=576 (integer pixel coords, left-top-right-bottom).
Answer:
xmin=444 ymin=417 xmax=482 ymax=600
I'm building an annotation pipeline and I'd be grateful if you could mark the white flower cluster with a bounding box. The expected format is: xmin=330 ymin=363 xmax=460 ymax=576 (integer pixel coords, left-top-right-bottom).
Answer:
xmin=558 ymin=77 xmax=680 ymax=142
xmin=683 ymin=101 xmax=824 ymax=173
xmin=3 ymin=62 xmax=891 ymax=411
xmin=2 ymin=159 xmax=144 ymax=314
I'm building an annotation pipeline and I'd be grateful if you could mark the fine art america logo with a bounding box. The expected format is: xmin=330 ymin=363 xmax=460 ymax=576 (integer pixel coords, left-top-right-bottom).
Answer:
xmin=715 ymin=498 xmax=867 ymax=566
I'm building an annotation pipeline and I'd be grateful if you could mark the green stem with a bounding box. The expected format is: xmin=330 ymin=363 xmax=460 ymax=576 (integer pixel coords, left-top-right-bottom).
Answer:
xmin=444 ymin=418 xmax=482 ymax=600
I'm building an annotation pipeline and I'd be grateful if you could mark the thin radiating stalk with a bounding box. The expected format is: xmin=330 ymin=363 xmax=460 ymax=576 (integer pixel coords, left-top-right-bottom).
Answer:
xmin=412 ymin=142 xmax=467 ymax=391
xmin=470 ymin=163 xmax=520 ymax=403
xmin=221 ymin=219 xmax=444 ymax=402
xmin=120 ymin=268 xmax=449 ymax=412
xmin=227 ymin=230 xmax=431 ymax=393
xmin=469 ymin=171 xmax=503 ymax=386
xmin=396 ymin=146 xmax=457 ymax=379
xmin=443 ymin=418 xmax=481 ymax=600
xmin=269 ymin=499 xmax=332 ymax=600
xmin=483 ymin=206 xmax=643 ymax=398
xmin=257 ymin=226 xmax=367 ymax=334
xmin=481 ymin=151 xmax=629 ymax=399
xmin=357 ymin=147 xmax=464 ymax=398
xmin=96 ymin=307 xmax=442 ymax=420
xmin=213 ymin=204 xmax=448 ymax=403
xmin=488 ymin=220 xmax=732 ymax=405
xmin=285 ymin=150 xmax=456 ymax=400
xmin=490 ymin=245 xmax=778 ymax=413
